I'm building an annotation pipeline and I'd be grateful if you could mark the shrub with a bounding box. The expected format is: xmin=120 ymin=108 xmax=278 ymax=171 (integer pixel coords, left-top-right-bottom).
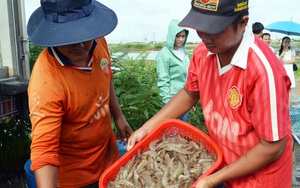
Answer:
xmin=187 ymin=102 xmax=207 ymax=133
xmin=153 ymin=43 xmax=163 ymax=49
xmin=0 ymin=119 xmax=31 ymax=180
xmin=111 ymin=51 xmax=163 ymax=132
xmin=110 ymin=45 xmax=206 ymax=134
xmin=29 ymin=43 xmax=44 ymax=71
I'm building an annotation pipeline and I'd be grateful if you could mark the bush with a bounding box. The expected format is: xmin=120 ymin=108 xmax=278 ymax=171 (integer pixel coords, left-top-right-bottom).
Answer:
xmin=29 ymin=43 xmax=44 ymax=71
xmin=0 ymin=119 xmax=31 ymax=180
xmin=187 ymin=102 xmax=207 ymax=133
xmin=111 ymin=51 xmax=163 ymax=132
xmin=153 ymin=43 xmax=163 ymax=49
xmin=110 ymin=45 xmax=206 ymax=134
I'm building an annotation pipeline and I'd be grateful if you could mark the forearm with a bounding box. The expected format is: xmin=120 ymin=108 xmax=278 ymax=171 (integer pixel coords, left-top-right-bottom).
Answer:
xmin=282 ymin=60 xmax=294 ymax=64
xmin=279 ymin=55 xmax=295 ymax=64
xmin=34 ymin=165 xmax=58 ymax=188
xmin=207 ymin=138 xmax=286 ymax=186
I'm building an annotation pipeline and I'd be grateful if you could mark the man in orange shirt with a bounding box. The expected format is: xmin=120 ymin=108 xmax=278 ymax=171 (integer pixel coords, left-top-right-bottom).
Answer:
xmin=27 ymin=0 xmax=132 ymax=187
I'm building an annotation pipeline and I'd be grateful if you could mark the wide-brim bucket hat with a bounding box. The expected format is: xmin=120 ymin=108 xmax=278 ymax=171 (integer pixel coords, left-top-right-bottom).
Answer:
xmin=27 ymin=0 xmax=117 ymax=47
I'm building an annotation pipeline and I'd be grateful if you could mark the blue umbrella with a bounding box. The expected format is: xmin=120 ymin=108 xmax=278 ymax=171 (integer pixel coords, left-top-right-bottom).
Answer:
xmin=265 ymin=21 xmax=300 ymax=36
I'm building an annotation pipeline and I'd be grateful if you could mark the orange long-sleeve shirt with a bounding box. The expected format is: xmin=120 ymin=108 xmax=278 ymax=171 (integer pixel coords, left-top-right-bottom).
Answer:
xmin=28 ymin=38 xmax=119 ymax=187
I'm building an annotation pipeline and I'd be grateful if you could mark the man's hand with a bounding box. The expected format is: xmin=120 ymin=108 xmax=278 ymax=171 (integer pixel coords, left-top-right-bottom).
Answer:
xmin=127 ymin=128 xmax=149 ymax=150
xmin=115 ymin=118 xmax=132 ymax=145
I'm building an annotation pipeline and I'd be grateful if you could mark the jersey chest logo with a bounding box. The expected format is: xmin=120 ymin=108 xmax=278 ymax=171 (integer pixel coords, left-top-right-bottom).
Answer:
xmin=228 ymin=86 xmax=242 ymax=109
xmin=100 ymin=58 xmax=110 ymax=76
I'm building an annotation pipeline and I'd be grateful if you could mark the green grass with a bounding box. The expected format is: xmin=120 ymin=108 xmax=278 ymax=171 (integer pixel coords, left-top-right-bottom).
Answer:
xmin=108 ymin=42 xmax=197 ymax=52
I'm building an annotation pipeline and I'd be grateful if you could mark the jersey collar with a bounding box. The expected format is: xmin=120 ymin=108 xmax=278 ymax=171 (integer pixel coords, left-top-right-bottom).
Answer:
xmin=47 ymin=40 xmax=97 ymax=67
xmin=230 ymin=24 xmax=254 ymax=69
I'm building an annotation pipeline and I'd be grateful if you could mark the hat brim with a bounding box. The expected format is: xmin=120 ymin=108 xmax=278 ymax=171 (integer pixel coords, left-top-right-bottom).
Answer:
xmin=179 ymin=8 xmax=237 ymax=35
xmin=27 ymin=1 xmax=117 ymax=47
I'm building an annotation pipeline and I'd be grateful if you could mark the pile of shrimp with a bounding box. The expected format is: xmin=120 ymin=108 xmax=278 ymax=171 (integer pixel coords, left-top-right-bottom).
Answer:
xmin=108 ymin=134 xmax=216 ymax=188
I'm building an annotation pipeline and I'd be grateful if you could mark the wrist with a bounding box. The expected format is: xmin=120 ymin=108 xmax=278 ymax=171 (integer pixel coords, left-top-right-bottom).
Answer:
xmin=208 ymin=178 xmax=216 ymax=187
xmin=207 ymin=168 xmax=227 ymax=186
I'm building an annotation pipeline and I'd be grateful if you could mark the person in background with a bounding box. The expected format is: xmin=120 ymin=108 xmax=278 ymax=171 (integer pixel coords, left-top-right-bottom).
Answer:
xmin=128 ymin=0 xmax=292 ymax=187
xmin=261 ymin=32 xmax=275 ymax=53
xmin=27 ymin=0 xmax=132 ymax=187
xmin=252 ymin=22 xmax=264 ymax=38
xmin=276 ymin=36 xmax=296 ymax=89
xmin=155 ymin=19 xmax=190 ymax=121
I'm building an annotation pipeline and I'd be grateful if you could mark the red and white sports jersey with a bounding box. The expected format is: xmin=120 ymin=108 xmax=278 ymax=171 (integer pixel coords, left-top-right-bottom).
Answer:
xmin=185 ymin=26 xmax=292 ymax=188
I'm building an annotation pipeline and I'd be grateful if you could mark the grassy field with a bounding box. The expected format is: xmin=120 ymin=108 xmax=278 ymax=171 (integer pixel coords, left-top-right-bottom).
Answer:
xmin=109 ymin=39 xmax=300 ymax=54
xmin=109 ymin=42 xmax=198 ymax=52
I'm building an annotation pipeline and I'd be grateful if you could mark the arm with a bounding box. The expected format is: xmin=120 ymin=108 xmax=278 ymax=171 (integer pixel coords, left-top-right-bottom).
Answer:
xmin=34 ymin=165 xmax=58 ymax=188
xmin=196 ymin=137 xmax=287 ymax=188
xmin=127 ymin=88 xmax=199 ymax=150
xmin=277 ymin=51 xmax=285 ymax=62
xmin=28 ymin=51 xmax=63 ymax=188
xmin=278 ymin=51 xmax=295 ymax=64
xmin=109 ymin=80 xmax=133 ymax=143
xmin=284 ymin=54 xmax=295 ymax=64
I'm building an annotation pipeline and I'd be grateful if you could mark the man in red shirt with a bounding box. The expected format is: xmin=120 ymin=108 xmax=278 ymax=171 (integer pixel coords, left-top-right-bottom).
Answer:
xmin=128 ymin=0 xmax=292 ymax=187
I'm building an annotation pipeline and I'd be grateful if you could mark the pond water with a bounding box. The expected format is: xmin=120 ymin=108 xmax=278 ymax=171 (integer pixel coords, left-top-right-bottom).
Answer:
xmin=113 ymin=51 xmax=158 ymax=61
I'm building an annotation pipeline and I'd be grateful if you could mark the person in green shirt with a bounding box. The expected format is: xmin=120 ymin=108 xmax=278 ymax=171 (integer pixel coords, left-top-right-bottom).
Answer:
xmin=156 ymin=19 xmax=190 ymax=121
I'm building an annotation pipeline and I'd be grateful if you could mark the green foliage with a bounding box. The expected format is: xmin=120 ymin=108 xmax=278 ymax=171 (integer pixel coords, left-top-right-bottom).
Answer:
xmin=153 ymin=43 xmax=163 ymax=49
xmin=109 ymin=42 xmax=153 ymax=52
xmin=109 ymin=44 xmax=206 ymax=134
xmin=108 ymin=42 xmax=198 ymax=52
xmin=187 ymin=102 xmax=207 ymax=133
xmin=0 ymin=119 xmax=31 ymax=180
xmin=29 ymin=42 xmax=44 ymax=71
xmin=295 ymin=58 xmax=300 ymax=77
xmin=111 ymin=50 xmax=163 ymax=132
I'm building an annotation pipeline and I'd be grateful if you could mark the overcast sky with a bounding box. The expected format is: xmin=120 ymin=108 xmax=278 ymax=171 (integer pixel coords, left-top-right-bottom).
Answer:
xmin=25 ymin=0 xmax=300 ymax=43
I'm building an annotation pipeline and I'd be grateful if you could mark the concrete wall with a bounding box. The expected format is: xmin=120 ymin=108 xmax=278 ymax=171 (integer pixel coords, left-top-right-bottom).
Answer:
xmin=0 ymin=0 xmax=14 ymax=77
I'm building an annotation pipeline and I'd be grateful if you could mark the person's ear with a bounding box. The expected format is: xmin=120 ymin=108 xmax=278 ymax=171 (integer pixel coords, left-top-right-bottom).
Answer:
xmin=239 ymin=15 xmax=249 ymax=33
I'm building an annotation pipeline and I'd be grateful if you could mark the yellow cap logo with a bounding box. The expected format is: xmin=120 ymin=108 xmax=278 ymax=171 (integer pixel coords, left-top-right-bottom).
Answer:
xmin=228 ymin=86 xmax=242 ymax=109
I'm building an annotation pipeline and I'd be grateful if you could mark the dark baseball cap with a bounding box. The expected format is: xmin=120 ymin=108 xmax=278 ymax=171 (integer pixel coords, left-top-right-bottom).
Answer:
xmin=179 ymin=0 xmax=248 ymax=34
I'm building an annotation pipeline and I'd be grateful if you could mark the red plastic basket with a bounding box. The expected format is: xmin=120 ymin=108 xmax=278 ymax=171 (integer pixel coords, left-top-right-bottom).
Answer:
xmin=99 ymin=119 xmax=223 ymax=188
